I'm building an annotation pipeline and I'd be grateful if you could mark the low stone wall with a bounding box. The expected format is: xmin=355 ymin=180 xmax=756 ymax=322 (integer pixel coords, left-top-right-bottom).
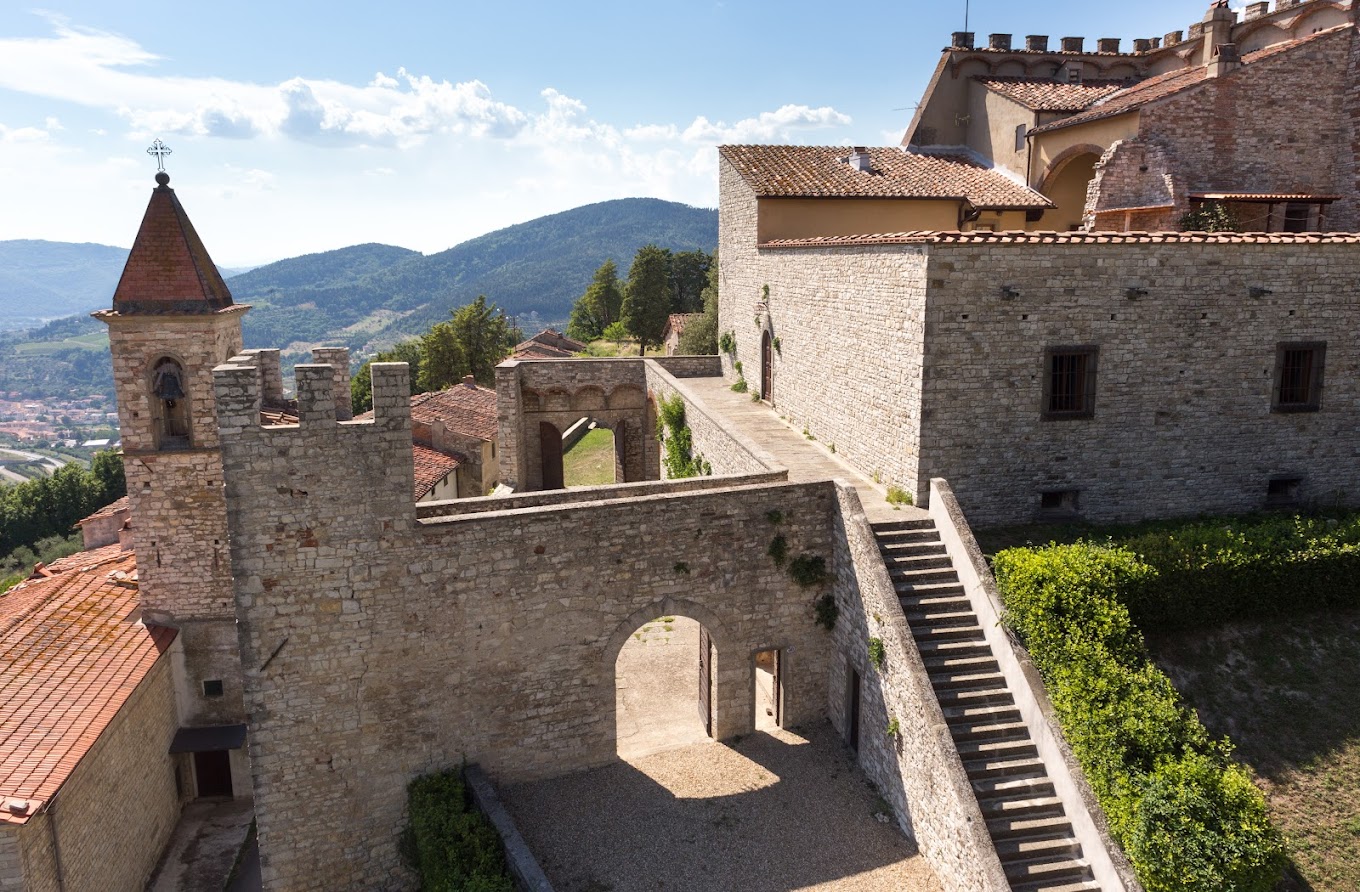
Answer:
xmin=643 ymin=361 xmax=783 ymax=477
xmin=928 ymin=479 xmax=1143 ymax=892
xmin=464 ymin=766 xmax=554 ymax=892
xmin=829 ymin=483 xmax=1010 ymax=892
xmin=416 ymin=471 xmax=786 ymax=520
xmin=649 ymin=355 xmax=721 ymax=378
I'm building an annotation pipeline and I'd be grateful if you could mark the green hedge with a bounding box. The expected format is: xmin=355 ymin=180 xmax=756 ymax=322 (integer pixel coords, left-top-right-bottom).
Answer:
xmin=1116 ymin=512 xmax=1360 ymax=630
xmin=404 ymin=769 xmax=514 ymax=892
xmin=995 ymin=543 xmax=1285 ymax=892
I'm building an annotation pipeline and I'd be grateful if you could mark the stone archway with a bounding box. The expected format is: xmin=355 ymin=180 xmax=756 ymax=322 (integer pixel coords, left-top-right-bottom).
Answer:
xmin=1040 ymin=144 xmax=1105 ymax=231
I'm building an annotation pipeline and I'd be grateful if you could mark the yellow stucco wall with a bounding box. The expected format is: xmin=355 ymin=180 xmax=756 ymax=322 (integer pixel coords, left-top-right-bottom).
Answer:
xmin=757 ymin=198 xmax=962 ymax=241
xmin=1031 ymin=114 xmax=1140 ymax=189
xmin=969 ymin=89 xmax=1034 ymax=181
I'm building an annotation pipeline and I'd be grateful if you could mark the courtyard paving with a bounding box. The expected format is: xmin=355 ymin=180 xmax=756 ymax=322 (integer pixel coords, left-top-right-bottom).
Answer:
xmin=501 ymin=721 xmax=942 ymax=892
xmin=681 ymin=377 xmax=927 ymax=525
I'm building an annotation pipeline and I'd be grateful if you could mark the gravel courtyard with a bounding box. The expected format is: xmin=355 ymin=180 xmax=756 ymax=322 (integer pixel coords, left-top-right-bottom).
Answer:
xmin=501 ymin=722 xmax=942 ymax=892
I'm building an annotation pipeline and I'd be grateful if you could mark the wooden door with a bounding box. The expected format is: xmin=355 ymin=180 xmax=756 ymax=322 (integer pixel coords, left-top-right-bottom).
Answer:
xmin=194 ymin=750 xmax=233 ymax=798
xmin=698 ymin=626 xmax=713 ymax=737
xmin=539 ymin=422 xmax=564 ymax=490
xmin=761 ymin=331 xmax=773 ymax=402
xmin=771 ymin=649 xmax=782 ymax=727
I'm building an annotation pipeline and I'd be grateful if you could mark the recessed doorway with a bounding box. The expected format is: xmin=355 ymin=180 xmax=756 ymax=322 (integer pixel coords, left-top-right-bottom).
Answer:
xmin=754 ymin=648 xmax=782 ymax=731
xmin=193 ymin=750 xmax=233 ymax=798
xmin=615 ymin=615 xmax=715 ymax=760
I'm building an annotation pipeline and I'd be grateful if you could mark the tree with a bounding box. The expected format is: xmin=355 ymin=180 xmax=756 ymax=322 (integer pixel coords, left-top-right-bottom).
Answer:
xmin=669 ymin=250 xmax=711 ymax=314
xmin=621 ymin=244 xmax=672 ymax=354
xmin=602 ymin=321 xmax=628 ymax=350
xmin=678 ymin=250 xmax=719 ymax=355
xmin=418 ymin=320 xmax=467 ymax=393
xmin=417 ymin=295 xmax=512 ymax=391
xmin=566 ymin=260 xmax=624 ymax=342
xmin=350 ymin=339 xmax=423 ymax=416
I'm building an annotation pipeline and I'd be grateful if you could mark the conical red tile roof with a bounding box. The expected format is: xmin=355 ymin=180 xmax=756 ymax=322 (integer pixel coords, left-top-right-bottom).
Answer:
xmin=110 ymin=172 xmax=234 ymax=315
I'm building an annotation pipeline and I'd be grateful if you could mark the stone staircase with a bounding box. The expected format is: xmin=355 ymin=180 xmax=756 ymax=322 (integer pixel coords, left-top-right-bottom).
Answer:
xmin=873 ymin=518 xmax=1100 ymax=892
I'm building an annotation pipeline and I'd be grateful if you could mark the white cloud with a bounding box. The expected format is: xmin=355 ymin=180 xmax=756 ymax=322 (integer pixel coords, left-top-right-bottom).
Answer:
xmin=681 ymin=105 xmax=852 ymax=143
xmin=0 ymin=124 xmax=50 ymax=143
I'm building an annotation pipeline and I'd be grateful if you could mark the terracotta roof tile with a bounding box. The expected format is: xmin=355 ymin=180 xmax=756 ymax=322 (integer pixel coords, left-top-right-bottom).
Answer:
xmin=1 ymin=553 xmax=175 ymax=824
xmin=976 ymin=76 xmax=1128 ymax=112
xmin=719 ymin=145 xmax=1053 ymax=209
xmin=38 ymin=543 xmax=130 ymax=577
xmin=511 ymin=342 xmax=579 ymax=360
xmin=409 ymin=382 xmax=498 ymax=442
xmin=75 ymin=496 xmax=129 ymax=527
xmin=109 ymin=174 xmax=235 ymax=316
xmin=412 ymin=444 xmax=463 ymax=499
xmin=663 ymin=313 xmax=701 ymax=340
xmin=1032 ymin=25 xmax=1353 ymax=135
xmin=760 ymin=230 xmax=1360 ymax=248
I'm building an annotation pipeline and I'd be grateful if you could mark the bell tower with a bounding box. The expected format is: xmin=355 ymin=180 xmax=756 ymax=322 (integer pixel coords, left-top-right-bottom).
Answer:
xmin=94 ymin=170 xmax=251 ymax=733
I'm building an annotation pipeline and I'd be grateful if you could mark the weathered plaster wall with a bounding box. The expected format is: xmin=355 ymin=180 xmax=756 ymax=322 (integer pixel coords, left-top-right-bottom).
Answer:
xmin=720 ymin=158 xmax=929 ymax=500
xmin=757 ymin=197 xmax=961 ymax=242
xmin=0 ymin=831 xmax=21 ymax=891
xmin=918 ymin=240 xmax=1360 ymax=524
xmin=215 ymin=359 xmax=839 ymax=891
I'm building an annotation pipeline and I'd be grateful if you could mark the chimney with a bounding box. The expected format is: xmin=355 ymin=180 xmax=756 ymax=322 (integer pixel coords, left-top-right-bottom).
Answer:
xmin=1201 ymin=1 xmax=1235 ymax=64
xmin=952 ymin=31 xmax=975 ymax=49
xmin=119 ymin=521 xmax=134 ymax=551
xmin=989 ymin=33 xmax=1012 ymax=51
xmin=1208 ymin=42 xmax=1242 ymax=77
xmin=1165 ymin=30 xmax=1184 ymax=47
xmin=1151 ymin=37 xmax=1162 ymax=49
xmin=1097 ymin=37 xmax=1121 ymax=53
xmin=462 ymin=374 xmax=476 ymax=387
xmin=1245 ymin=2 xmax=1270 ymax=20
xmin=1061 ymin=36 xmax=1085 ymax=53
xmin=847 ymin=147 xmax=872 ymax=173
xmin=1026 ymin=35 xmax=1049 ymax=52
xmin=1133 ymin=38 xmax=1153 ymax=53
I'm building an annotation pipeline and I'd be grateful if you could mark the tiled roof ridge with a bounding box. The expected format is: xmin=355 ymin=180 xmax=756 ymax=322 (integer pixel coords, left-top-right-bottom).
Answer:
xmin=0 ymin=550 xmax=134 ymax=638
xmin=75 ymin=495 xmax=130 ymax=526
xmin=760 ymin=229 xmax=1360 ymax=247
xmin=1032 ymin=23 xmax=1354 ymax=134
xmin=975 ymin=76 xmax=1129 ymax=112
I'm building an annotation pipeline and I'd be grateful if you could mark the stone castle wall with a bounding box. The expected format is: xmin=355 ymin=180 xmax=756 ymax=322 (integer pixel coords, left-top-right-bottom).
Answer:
xmin=919 ymin=239 xmax=1360 ymax=524
xmin=643 ymin=360 xmax=784 ymax=477
xmin=215 ymin=358 xmax=840 ymax=891
xmin=12 ymin=655 xmax=180 ymax=892
xmin=718 ymin=159 xmax=930 ymax=499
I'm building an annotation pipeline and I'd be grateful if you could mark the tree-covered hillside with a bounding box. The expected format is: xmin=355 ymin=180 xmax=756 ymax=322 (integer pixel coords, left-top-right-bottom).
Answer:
xmin=0 ymin=240 xmax=130 ymax=331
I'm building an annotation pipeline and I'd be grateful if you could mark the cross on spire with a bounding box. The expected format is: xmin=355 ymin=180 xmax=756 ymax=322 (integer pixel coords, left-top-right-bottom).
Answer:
xmin=147 ymin=139 xmax=172 ymax=172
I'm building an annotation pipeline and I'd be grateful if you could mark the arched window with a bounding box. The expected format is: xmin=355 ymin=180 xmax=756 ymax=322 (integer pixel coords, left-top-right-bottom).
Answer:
xmin=151 ymin=357 xmax=191 ymax=450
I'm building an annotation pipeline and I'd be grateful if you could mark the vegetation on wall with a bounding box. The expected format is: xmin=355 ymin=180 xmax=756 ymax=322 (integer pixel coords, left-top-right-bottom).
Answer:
xmin=718 ymin=330 xmax=736 ymax=356
xmin=402 ymin=769 xmax=513 ymax=892
xmin=1178 ymin=201 xmax=1240 ymax=233
xmin=994 ymin=542 xmax=1285 ymax=892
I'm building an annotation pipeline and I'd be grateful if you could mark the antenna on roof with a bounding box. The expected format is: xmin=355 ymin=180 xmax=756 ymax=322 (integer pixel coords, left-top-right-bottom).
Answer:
xmin=964 ymin=0 xmax=970 ymax=35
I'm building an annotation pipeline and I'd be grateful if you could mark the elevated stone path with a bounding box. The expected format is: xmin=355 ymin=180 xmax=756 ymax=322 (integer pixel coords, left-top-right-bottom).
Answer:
xmin=681 ymin=376 xmax=927 ymax=524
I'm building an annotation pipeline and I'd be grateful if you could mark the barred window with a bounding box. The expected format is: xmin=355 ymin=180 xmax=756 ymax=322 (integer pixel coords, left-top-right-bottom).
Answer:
xmin=1273 ymin=343 xmax=1325 ymax=412
xmin=1042 ymin=346 xmax=1098 ymax=419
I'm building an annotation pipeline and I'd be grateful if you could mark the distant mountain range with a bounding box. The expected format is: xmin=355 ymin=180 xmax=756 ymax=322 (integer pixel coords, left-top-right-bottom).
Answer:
xmin=0 ymin=197 xmax=717 ymax=401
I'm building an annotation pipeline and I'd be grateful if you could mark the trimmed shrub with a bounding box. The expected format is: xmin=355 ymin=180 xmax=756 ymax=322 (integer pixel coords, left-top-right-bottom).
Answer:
xmin=405 ymin=769 xmax=514 ymax=892
xmin=995 ymin=543 xmax=1285 ymax=892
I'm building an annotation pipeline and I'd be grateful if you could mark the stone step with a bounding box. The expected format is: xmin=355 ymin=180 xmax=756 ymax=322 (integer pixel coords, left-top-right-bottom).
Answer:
xmin=935 ymin=685 xmax=1014 ymax=709
xmin=928 ymin=666 xmax=1004 ymax=689
xmin=978 ymin=794 xmax=1066 ymax=821
xmin=964 ymin=755 xmax=1048 ymax=781
xmin=903 ymin=608 xmax=976 ymax=627
xmin=1009 ymin=877 xmax=1100 ymax=892
xmin=873 ymin=528 xmax=942 ymax=545
xmin=957 ymin=737 xmax=1041 ymax=764
xmin=914 ymin=638 xmax=992 ymax=660
xmin=910 ymin=623 xmax=984 ymax=643
xmin=993 ymin=834 xmax=1082 ymax=864
xmin=922 ymin=653 xmax=1000 ymax=675
xmin=943 ymin=702 xmax=1022 ymax=725
xmin=985 ymin=813 xmax=1075 ymax=843
xmin=883 ymin=554 xmax=955 ymax=572
xmin=870 ymin=519 xmax=936 ymax=533
xmin=894 ymin=580 xmax=966 ymax=598
xmin=900 ymin=593 xmax=972 ymax=614
xmin=973 ymin=774 xmax=1054 ymax=801
xmin=1002 ymin=855 xmax=1093 ymax=887
xmin=949 ymin=719 xmax=1031 ymax=743
xmin=877 ymin=540 xmax=948 ymax=559
xmin=889 ymin=565 xmax=961 ymax=585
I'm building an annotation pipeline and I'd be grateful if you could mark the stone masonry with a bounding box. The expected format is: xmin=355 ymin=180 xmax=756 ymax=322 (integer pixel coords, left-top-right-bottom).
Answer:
xmin=213 ymin=356 xmax=839 ymax=891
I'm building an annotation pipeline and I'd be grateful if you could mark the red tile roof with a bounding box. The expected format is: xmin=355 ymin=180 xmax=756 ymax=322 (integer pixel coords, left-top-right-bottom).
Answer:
xmin=760 ymin=230 xmax=1360 ymax=248
xmin=1 ymin=553 xmax=175 ymax=824
xmin=36 ymin=542 xmax=130 ymax=578
xmin=408 ymin=381 xmax=499 ymax=442
xmin=510 ymin=329 xmax=586 ymax=360
xmin=719 ymin=145 xmax=1053 ymax=209
xmin=976 ymin=77 xmax=1127 ymax=112
xmin=75 ymin=496 xmax=129 ymax=527
xmin=1032 ymin=25 xmax=1353 ymax=135
xmin=412 ymin=444 xmax=463 ymax=499
xmin=663 ymin=313 xmax=701 ymax=340
xmin=108 ymin=174 xmax=236 ymax=316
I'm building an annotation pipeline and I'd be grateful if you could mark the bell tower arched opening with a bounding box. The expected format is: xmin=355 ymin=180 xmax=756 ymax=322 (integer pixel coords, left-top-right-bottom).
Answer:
xmin=151 ymin=356 xmax=191 ymax=450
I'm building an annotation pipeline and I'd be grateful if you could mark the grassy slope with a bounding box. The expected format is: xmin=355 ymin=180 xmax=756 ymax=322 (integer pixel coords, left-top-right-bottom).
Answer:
xmin=562 ymin=427 xmax=617 ymax=487
xmin=1147 ymin=612 xmax=1360 ymax=892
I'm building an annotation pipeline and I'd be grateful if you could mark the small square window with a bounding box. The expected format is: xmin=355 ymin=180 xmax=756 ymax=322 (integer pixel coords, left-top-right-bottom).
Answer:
xmin=1042 ymin=346 xmax=1098 ymax=419
xmin=1039 ymin=489 xmax=1080 ymax=516
xmin=1272 ymin=342 xmax=1324 ymax=412
xmin=1015 ymin=123 xmax=1028 ymax=152
xmin=1266 ymin=477 xmax=1302 ymax=507
xmin=202 ymin=679 xmax=224 ymax=698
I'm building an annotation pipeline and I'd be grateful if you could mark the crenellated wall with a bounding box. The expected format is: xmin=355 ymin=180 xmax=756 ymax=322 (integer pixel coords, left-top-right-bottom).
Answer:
xmin=214 ymin=352 xmax=842 ymax=891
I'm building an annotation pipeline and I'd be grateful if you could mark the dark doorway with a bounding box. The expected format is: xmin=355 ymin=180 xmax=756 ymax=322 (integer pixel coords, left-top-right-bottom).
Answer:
xmin=194 ymin=750 xmax=233 ymax=798
xmin=539 ymin=421 xmax=564 ymax=490
xmin=848 ymin=668 xmax=862 ymax=752
xmin=755 ymin=648 xmax=781 ymax=731
xmin=698 ymin=625 xmax=714 ymax=737
xmin=761 ymin=330 xmax=773 ymax=402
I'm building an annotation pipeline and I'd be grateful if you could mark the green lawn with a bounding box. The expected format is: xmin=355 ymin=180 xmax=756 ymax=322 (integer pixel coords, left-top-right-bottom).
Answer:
xmin=562 ymin=427 xmax=616 ymax=487
xmin=1147 ymin=611 xmax=1360 ymax=892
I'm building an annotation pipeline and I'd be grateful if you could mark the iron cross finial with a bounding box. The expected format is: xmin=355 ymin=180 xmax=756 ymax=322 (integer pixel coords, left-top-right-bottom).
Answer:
xmin=147 ymin=139 xmax=172 ymax=172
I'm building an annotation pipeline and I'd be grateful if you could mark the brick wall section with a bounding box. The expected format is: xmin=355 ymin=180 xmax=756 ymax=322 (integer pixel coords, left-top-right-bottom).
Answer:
xmin=643 ymin=360 xmax=784 ymax=476
xmin=0 ymin=832 xmax=20 ymax=891
xmin=1085 ymin=138 xmax=1183 ymax=227
xmin=15 ymin=657 xmax=180 ymax=892
xmin=719 ymin=157 xmax=929 ymax=497
xmin=215 ymin=359 xmax=838 ymax=891
xmin=829 ymin=485 xmax=1010 ymax=892
xmin=919 ymin=240 xmax=1360 ymax=524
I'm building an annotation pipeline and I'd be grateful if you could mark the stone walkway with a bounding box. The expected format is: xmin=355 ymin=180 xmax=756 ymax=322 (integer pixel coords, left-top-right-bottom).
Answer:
xmin=682 ymin=377 xmax=928 ymax=524
xmin=146 ymin=798 xmax=255 ymax=892
xmin=502 ymin=722 xmax=942 ymax=892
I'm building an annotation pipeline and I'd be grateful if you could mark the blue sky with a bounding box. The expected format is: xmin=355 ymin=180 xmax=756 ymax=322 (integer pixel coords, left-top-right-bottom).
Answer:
xmin=0 ymin=1 xmax=1240 ymax=266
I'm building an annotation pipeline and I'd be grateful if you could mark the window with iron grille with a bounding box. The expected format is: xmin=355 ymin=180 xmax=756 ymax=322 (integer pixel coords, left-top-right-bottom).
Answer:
xmin=1042 ymin=346 xmax=1098 ymax=419
xmin=1273 ymin=342 xmax=1325 ymax=412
